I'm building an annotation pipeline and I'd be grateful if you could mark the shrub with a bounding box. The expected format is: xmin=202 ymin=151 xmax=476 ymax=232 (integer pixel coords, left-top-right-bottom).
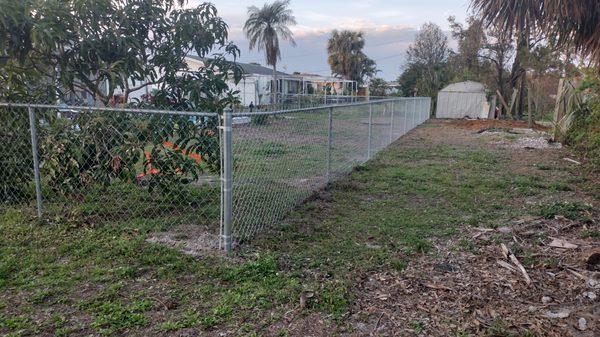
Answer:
xmin=0 ymin=108 xmax=33 ymax=203
xmin=564 ymin=74 xmax=600 ymax=171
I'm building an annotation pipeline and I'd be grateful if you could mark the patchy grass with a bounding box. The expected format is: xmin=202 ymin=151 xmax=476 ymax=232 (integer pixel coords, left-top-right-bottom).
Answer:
xmin=537 ymin=201 xmax=592 ymax=222
xmin=0 ymin=121 xmax=592 ymax=336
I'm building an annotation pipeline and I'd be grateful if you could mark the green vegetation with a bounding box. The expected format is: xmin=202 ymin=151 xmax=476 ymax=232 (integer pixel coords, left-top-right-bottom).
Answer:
xmin=565 ymin=75 xmax=600 ymax=170
xmin=0 ymin=124 xmax=586 ymax=336
xmin=538 ymin=202 xmax=592 ymax=222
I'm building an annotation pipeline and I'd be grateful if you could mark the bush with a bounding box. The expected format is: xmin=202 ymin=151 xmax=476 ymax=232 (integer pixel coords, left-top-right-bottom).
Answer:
xmin=0 ymin=108 xmax=33 ymax=203
xmin=565 ymin=100 xmax=600 ymax=170
xmin=38 ymin=109 xmax=220 ymax=198
xmin=39 ymin=111 xmax=142 ymax=196
xmin=564 ymin=74 xmax=600 ymax=171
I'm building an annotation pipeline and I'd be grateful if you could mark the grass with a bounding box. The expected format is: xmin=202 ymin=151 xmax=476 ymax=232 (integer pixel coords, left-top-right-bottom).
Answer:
xmin=0 ymin=120 xmax=587 ymax=336
xmin=538 ymin=201 xmax=592 ymax=222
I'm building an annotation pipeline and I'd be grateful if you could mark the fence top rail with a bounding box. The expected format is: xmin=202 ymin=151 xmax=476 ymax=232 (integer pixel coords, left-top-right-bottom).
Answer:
xmin=231 ymin=97 xmax=428 ymax=117
xmin=0 ymin=102 xmax=219 ymax=117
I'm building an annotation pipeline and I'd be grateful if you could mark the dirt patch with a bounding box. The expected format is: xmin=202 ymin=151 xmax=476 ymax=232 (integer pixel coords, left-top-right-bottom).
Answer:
xmin=479 ymin=129 xmax=563 ymax=149
xmin=146 ymin=224 xmax=222 ymax=255
xmin=448 ymin=118 xmax=551 ymax=132
xmin=349 ymin=217 xmax=599 ymax=337
xmin=339 ymin=120 xmax=599 ymax=337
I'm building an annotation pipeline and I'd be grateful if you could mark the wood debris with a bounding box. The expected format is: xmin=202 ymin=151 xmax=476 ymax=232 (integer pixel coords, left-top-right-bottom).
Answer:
xmin=548 ymin=238 xmax=578 ymax=249
xmin=500 ymin=243 xmax=532 ymax=285
xmin=562 ymin=157 xmax=581 ymax=165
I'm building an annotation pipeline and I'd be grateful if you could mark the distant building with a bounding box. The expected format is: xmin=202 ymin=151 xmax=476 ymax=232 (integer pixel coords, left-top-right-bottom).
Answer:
xmin=385 ymin=81 xmax=401 ymax=96
xmin=186 ymin=56 xmax=358 ymax=106
xmin=435 ymin=81 xmax=490 ymax=119
xmin=69 ymin=55 xmax=359 ymax=106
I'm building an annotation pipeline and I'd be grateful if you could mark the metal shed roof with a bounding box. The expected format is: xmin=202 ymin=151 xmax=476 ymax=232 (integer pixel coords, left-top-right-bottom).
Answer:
xmin=440 ymin=81 xmax=485 ymax=93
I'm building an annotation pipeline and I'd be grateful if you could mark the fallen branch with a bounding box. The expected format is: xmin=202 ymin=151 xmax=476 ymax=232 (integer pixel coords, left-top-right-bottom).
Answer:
xmin=372 ymin=312 xmax=385 ymax=334
xmin=501 ymin=243 xmax=532 ymax=285
xmin=566 ymin=268 xmax=587 ymax=281
xmin=497 ymin=260 xmax=517 ymax=272
xmin=563 ymin=157 xmax=581 ymax=165
xmin=548 ymin=237 xmax=578 ymax=249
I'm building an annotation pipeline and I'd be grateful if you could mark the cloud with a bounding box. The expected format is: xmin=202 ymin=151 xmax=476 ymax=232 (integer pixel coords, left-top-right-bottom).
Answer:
xmin=232 ymin=26 xmax=419 ymax=80
xmin=188 ymin=0 xmax=465 ymax=80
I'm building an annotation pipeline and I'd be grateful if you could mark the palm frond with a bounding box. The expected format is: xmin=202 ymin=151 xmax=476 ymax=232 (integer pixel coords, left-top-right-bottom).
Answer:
xmin=471 ymin=0 xmax=600 ymax=65
xmin=243 ymin=0 xmax=296 ymax=67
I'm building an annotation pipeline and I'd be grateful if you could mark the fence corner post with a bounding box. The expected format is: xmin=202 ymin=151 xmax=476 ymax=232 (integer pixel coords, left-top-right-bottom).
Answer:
xmin=221 ymin=108 xmax=233 ymax=252
xmin=326 ymin=106 xmax=333 ymax=184
xmin=28 ymin=105 xmax=43 ymax=219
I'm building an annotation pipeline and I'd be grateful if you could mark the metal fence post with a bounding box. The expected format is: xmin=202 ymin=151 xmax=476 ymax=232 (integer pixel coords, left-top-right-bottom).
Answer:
xmin=403 ymin=99 xmax=408 ymax=135
xmin=220 ymin=109 xmax=233 ymax=252
xmin=367 ymin=103 xmax=373 ymax=159
xmin=326 ymin=107 xmax=333 ymax=184
xmin=389 ymin=101 xmax=395 ymax=143
xmin=410 ymin=97 xmax=417 ymax=130
xmin=28 ymin=106 xmax=43 ymax=219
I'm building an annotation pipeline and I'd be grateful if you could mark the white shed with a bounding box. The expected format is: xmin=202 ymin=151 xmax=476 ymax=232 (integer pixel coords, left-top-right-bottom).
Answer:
xmin=435 ymin=81 xmax=489 ymax=119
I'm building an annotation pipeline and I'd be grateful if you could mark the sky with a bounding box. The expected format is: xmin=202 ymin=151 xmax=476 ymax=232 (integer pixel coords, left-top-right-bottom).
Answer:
xmin=191 ymin=0 xmax=471 ymax=81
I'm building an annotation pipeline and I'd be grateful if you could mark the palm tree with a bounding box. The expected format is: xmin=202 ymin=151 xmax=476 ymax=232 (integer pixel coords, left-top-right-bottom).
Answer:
xmin=244 ymin=0 xmax=296 ymax=103
xmin=471 ymin=0 xmax=600 ymax=65
xmin=327 ymin=30 xmax=377 ymax=87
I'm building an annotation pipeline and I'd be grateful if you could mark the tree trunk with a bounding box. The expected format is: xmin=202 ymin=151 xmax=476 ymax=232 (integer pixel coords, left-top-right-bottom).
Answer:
xmin=510 ymin=30 xmax=529 ymax=119
xmin=517 ymin=73 xmax=527 ymax=119
xmin=272 ymin=64 xmax=277 ymax=105
xmin=496 ymin=64 xmax=506 ymax=117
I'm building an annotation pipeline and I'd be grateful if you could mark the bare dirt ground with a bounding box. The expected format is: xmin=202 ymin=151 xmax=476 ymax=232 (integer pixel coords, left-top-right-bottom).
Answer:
xmin=277 ymin=119 xmax=599 ymax=337
xmin=352 ymin=120 xmax=598 ymax=337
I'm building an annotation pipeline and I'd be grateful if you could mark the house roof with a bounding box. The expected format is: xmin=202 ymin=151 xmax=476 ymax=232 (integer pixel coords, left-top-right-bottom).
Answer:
xmin=440 ymin=81 xmax=485 ymax=93
xmin=185 ymin=55 xmax=290 ymax=77
xmin=238 ymin=62 xmax=290 ymax=77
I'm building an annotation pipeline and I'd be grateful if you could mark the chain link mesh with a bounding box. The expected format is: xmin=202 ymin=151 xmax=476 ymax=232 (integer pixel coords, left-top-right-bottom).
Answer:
xmin=0 ymin=104 xmax=221 ymax=243
xmin=1 ymin=98 xmax=430 ymax=249
xmin=230 ymin=98 xmax=431 ymax=241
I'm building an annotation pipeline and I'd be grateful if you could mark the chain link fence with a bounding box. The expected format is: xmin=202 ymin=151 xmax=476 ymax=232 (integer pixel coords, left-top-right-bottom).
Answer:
xmin=0 ymin=103 xmax=222 ymax=245
xmin=228 ymin=97 xmax=431 ymax=243
xmin=1 ymin=98 xmax=430 ymax=251
xmin=234 ymin=94 xmax=393 ymax=113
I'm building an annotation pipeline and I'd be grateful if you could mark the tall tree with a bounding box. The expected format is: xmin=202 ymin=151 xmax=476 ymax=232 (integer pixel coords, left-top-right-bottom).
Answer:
xmin=481 ymin=26 xmax=515 ymax=109
xmin=471 ymin=0 xmax=600 ymax=118
xmin=244 ymin=0 xmax=296 ymax=103
xmin=471 ymin=0 xmax=600 ymax=66
xmin=448 ymin=16 xmax=486 ymax=74
xmin=327 ymin=30 xmax=378 ymax=86
xmin=402 ymin=23 xmax=451 ymax=97
xmin=0 ymin=0 xmax=241 ymax=109
xmin=448 ymin=15 xmax=515 ymax=111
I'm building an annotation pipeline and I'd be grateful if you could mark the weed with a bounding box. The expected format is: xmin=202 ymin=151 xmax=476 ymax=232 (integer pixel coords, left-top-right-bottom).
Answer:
xmin=390 ymin=258 xmax=408 ymax=271
xmin=317 ymin=281 xmax=348 ymax=317
xmin=457 ymin=238 xmax=478 ymax=253
xmin=538 ymin=202 xmax=591 ymax=221
xmin=409 ymin=320 xmax=425 ymax=333
xmin=160 ymin=310 xmax=199 ymax=331
xmin=581 ymin=230 xmax=600 ymax=239
xmin=549 ymin=181 xmax=573 ymax=191
xmin=88 ymin=299 xmax=153 ymax=334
